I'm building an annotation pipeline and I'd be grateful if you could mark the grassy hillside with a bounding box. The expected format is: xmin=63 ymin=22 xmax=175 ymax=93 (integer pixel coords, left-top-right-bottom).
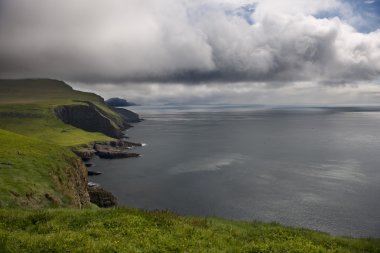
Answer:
xmin=0 ymin=79 xmax=118 ymax=146
xmin=0 ymin=79 xmax=103 ymax=104
xmin=0 ymin=103 xmax=112 ymax=146
xmin=0 ymin=208 xmax=379 ymax=253
xmin=0 ymin=129 xmax=89 ymax=208
xmin=0 ymin=79 xmax=124 ymax=207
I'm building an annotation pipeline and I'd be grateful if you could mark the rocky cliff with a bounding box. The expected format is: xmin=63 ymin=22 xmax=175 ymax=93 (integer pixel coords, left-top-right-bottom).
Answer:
xmin=61 ymin=158 xmax=91 ymax=208
xmin=55 ymin=104 xmax=125 ymax=138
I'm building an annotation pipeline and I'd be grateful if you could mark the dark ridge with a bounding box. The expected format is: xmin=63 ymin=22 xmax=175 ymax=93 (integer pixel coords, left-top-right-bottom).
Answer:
xmin=112 ymin=107 xmax=141 ymax=123
xmin=105 ymin=97 xmax=136 ymax=107
xmin=0 ymin=78 xmax=73 ymax=91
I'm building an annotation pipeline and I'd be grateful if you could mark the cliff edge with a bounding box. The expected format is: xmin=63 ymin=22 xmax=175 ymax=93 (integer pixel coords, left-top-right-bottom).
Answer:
xmin=0 ymin=79 xmax=140 ymax=208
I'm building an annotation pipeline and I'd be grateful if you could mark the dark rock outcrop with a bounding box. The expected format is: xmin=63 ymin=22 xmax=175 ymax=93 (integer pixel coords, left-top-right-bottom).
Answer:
xmin=55 ymin=104 xmax=124 ymax=138
xmin=73 ymin=144 xmax=97 ymax=161
xmin=95 ymin=151 xmax=140 ymax=159
xmin=94 ymin=140 xmax=141 ymax=159
xmin=88 ymin=171 xmax=103 ymax=176
xmin=112 ymin=107 xmax=141 ymax=123
xmin=73 ymin=140 xmax=142 ymax=160
xmin=88 ymin=185 xmax=117 ymax=208
xmin=97 ymin=140 xmax=143 ymax=148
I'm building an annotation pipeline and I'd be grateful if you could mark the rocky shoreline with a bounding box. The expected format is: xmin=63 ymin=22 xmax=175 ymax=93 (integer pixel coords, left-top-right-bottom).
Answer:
xmin=53 ymin=92 xmax=144 ymax=208
xmin=73 ymin=139 xmax=143 ymax=208
xmin=73 ymin=140 xmax=143 ymax=161
xmin=87 ymin=184 xmax=118 ymax=208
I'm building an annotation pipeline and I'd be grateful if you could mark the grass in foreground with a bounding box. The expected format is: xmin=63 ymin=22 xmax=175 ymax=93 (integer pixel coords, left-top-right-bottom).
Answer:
xmin=0 ymin=208 xmax=379 ymax=253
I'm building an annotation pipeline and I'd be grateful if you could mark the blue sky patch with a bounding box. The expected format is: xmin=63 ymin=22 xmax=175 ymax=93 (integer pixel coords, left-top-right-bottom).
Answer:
xmin=226 ymin=4 xmax=256 ymax=25
xmin=316 ymin=0 xmax=380 ymax=32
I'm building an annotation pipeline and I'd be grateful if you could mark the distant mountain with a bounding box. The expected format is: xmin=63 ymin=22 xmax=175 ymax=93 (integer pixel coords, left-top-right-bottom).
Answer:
xmin=105 ymin=97 xmax=136 ymax=107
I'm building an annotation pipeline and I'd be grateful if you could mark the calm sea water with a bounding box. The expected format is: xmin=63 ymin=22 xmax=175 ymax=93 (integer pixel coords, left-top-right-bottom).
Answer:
xmin=91 ymin=105 xmax=380 ymax=237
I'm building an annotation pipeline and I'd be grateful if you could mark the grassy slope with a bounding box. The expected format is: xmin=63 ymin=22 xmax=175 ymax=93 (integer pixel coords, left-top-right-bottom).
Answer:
xmin=0 ymin=79 xmax=119 ymax=207
xmin=0 ymin=79 xmax=103 ymax=104
xmin=0 ymin=129 xmax=82 ymax=208
xmin=0 ymin=208 xmax=379 ymax=253
xmin=0 ymin=79 xmax=114 ymax=146
xmin=0 ymin=102 xmax=113 ymax=146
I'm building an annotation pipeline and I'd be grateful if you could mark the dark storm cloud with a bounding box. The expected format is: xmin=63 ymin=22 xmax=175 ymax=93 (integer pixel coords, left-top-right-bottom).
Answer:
xmin=0 ymin=0 xmax=379 ymax=85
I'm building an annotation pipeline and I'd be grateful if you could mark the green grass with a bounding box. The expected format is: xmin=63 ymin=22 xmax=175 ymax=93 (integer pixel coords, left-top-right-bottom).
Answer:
xmin=0 ymin=79 xmax=118 ymax=208
xmin=0 ymin=208 xmax=379 ymax=253
xmin=0 ymin=79 xmax=104 ymax=104
xmin=0 ymin=129 xmax=86 ymax=208
xmin=0 ymin=102 xmax=112 ymax=146
xmin=0 ymin=79 xmax=114 ymax=146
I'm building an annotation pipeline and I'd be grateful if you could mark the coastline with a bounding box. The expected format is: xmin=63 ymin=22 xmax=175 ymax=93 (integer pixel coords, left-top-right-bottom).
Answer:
xmin=1 ymin=79 xmax=380 ymax=252
xmin=0 ymin=79 xmax=144 ymax=208
xmin=75 ymin=137 xmax=144 ymax=207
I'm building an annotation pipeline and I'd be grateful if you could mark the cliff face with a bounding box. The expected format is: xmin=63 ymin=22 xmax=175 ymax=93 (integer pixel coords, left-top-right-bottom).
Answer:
xmin=55 ymin=104 xmax=124 ymax=138
xmin=62 ymin=158 xmax=91 ymax=208
xmin=49 ymin=157 xmax=91 ymax=208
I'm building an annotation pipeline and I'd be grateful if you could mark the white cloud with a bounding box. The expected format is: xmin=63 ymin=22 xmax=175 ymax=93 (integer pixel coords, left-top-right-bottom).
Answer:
xmin=0 ymin=0 xmax=379 ymax=87
xmin=253 ymin=0 xmax=342 ymax=16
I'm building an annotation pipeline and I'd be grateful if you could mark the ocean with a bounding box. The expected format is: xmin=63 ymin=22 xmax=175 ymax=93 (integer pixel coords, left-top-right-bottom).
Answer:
xmin=91 ymin=105 xmax=380 ymax=237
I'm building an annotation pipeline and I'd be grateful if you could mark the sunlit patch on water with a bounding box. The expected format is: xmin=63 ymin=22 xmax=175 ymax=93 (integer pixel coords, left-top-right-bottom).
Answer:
xmin=169 ymin=153 xmax=247 ymax=174
xmin=304 ymin=159 xmax=367 ymax=184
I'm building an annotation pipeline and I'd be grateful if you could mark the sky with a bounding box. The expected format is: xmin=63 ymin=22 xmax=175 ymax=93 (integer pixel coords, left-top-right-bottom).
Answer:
xmin=0 ymin=0 xmax=380 ymax=105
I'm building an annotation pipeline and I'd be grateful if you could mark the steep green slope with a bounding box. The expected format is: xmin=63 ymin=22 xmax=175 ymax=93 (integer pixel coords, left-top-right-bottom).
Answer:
xmin=0 ymin=129 xmax=90 ymax=208
xmin=0 ymin=208 xmax=379 ymax=253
